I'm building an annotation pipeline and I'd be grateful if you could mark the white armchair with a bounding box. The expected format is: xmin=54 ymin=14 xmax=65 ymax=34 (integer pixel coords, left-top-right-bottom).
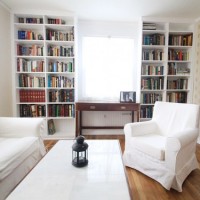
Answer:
xmin=123 ymin=101 xmax=200 ymax=192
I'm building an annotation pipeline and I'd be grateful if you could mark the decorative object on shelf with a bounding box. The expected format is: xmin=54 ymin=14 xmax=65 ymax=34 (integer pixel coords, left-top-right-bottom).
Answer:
xmin=72 ymin=136 xmax=88 ymax=167
xmin=48 ymin=119 xmax=56 ymax=135
xmin=120 ymin=91 xmax=136 ymax=103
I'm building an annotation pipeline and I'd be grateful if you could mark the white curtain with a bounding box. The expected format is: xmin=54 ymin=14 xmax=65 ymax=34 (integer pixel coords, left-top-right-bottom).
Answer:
xmin=81 ymin=36 xmax=135 ymax=101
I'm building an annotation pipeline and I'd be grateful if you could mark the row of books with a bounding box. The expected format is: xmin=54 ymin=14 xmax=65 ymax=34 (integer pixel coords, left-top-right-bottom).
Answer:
xmin=141 ymin=77 xmax=164 ymax=90
xmin=19 ymin=104 xmax=46 ymax=117
xmin=167 ymin=79 xmax=188 ymax=90
xmin=168 ymin=63 xmax=190 ymax=75
xmin=166 ymin=92 xmax=187 ymax=103
xmin=142 ymin=50 xmax=164 ymax=61
xmin=46 ymin=29 xmax=74 ymax=41
xmin=140 ymin=106 xmax=153 ymax=118
xmin=168 ymin=50 xmax=189 ymax=61
xmin=48 ymin=61 xmax=74 ymax=72
xmin=18 ymin=30 xmax=43 ymax=40
xmin=17 ymin=44 xmax=44 ymax=56
xmin=168 ymin=34 xmax=193 ymax=46
xmin=47 ymin=45 xmax=74 ymax=57
xmin=143 ymin=34 xmax=193 ymax=46
xmin=48 ymin=104 xmax=75 ymax=117
xmin=49 ymin=89 xmax=74 ymax=102
xmin=141 ymin=93 xmax=162 ymax=104
xmin=18 ymin=17 xmax=43 ymax=24
xmin=19 ymin=74 xmax=45 ymax=88
xmin=143 ymin=34 xmax=165 ymax=45
xmin=48 ymin=76 xmax=74 ymax=88
xmin=17 ymin=17 xmax=67 ymax=25
xmin=19 ymin=90 xmax=45 ymax=102
xmin=141 ymin=65 xmax=164 ymax=75
xmin=17 ymin=58 xmax=44 ymax=72
xmin=47 ymin=18 xmax=66 ymax=25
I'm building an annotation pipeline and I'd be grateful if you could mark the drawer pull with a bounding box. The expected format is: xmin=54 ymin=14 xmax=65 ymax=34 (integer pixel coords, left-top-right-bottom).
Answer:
xmin=90 ymin=106 xmax=96 ymax=110
xmin=121 ymin=106 xmax=126 ymax=110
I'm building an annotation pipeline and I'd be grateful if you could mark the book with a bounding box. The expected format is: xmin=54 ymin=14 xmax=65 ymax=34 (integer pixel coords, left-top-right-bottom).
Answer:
xmin=48 ymin=119 xmax=56 ymax=135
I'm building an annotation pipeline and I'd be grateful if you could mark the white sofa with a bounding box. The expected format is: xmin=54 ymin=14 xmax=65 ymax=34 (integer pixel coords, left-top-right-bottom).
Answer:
xmin=0 ymin=117 xmax=46 ymax=200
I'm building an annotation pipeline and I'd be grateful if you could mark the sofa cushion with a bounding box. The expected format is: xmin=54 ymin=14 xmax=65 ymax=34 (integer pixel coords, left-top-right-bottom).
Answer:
xmin=0 ymin=137 xmax=40 ymax=181
xmin=130 ymin=134 xmax=166 ymax=160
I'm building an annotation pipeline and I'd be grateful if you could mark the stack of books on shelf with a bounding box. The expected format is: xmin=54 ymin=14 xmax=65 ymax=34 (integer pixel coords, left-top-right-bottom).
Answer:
xmin=20 ymin=104 xmax=46 ymax=117
xmin=48 ymin=61 xmax=73 ymax=72
xmin=46 ymin=29 xmax=74 ymax=41
xmin=143 ymin=34 xmax=165 ymax=45
xmin=19 ymin=74 xmax=45 ymax=88
xmin=143 ymin=23 xmax=156 ymax=30
xmin=48 ymin=104 xmax=75 ymax=117
xmin=141 ymin=93 xmax=162 ymax=104
xmin=18 ymin=30 xmax=43 ymax=40
xmin=47 ymin=18 xmax=65 ymax=24
xmin=48 ymin=89 xmax=74 ymax=102
xmin=167 ymin=92 xmax=187 ymax=103
xmin=17 ymin=58 xmax=44 ymax=72
xmin=19 ymin=90 xmax=45 ymax=102
xmin=18 ymin=17 xmax=43 ymax=24
xmin=168 ymin=34 xmax=193 ymax=46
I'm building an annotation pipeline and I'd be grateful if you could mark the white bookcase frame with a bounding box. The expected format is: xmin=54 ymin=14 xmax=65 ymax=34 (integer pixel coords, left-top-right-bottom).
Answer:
xmin=12 ymin=11 xmax=77 ymax=139
xmin=140 ymin=18 xmax=195 ymax=121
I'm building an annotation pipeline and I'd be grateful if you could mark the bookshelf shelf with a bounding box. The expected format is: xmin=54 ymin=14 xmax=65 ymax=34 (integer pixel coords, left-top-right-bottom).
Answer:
xmin=13 ymin=12 xmax=76 ymax=138
xmin=140 ymin=19 xmax=194 ymax=120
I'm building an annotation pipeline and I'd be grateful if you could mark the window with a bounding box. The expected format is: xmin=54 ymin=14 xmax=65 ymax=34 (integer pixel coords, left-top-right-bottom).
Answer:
xmin=80 ymin=36 xmax=135 ymax=101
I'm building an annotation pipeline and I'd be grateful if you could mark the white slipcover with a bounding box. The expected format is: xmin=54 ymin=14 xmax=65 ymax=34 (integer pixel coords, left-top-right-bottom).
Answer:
xmin=0 ymin=117 xmax=46 ymax=200
xmin=123 ymin=101 xmax=200 ymax=192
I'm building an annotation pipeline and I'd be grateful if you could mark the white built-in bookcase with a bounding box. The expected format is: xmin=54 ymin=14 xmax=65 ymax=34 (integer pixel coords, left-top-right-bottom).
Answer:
xmin=12 ymin=11 xmax=77 ymax=139
xmin=140 ymin=18 xmax=195 ymax=120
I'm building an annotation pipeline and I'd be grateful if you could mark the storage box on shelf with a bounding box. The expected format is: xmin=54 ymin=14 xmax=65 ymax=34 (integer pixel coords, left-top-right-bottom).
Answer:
xmin=140 ymin=19 xmax=194 ymax=121
xmin=13 ymin=13 xmax=76 ymax=138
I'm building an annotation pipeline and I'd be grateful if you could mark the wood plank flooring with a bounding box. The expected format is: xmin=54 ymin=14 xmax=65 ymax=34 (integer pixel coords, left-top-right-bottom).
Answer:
xmin=44 ymin=135 xmax=200 ymax=200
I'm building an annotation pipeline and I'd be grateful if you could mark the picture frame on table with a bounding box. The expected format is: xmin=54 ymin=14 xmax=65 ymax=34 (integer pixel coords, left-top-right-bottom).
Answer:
xmin=120 ymin=91 xmax=136 ymax=103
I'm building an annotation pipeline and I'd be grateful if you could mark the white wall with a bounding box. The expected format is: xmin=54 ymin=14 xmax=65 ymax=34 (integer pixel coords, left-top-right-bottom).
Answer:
xmin=0 ymin=3 xmax=12 ymax=116
xmin=77 ymin=20 xmax=141 ymax=102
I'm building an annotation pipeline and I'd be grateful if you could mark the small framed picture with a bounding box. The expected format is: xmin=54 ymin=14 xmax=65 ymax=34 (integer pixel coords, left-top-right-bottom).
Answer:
xmin=120 ymin=91 xmax=136 ymax=103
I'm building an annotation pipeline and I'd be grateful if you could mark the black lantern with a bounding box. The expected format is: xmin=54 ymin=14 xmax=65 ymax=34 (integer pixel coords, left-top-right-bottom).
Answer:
xmin=72 ymin=136 xmax=88 ymax=167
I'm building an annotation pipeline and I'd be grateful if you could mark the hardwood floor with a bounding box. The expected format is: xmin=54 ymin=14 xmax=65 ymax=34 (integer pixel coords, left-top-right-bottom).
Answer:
xmin=44 ymin=135 xmax=200 ymax=200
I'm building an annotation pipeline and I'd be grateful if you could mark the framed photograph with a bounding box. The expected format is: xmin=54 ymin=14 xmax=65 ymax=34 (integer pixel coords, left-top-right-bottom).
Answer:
xmin=120 ymin=91 xmax=136 ymax=103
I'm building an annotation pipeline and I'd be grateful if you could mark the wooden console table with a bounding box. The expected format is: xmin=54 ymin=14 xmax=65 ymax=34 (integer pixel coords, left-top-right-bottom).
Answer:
xmin=75 ymin=102 xmax=140 ymax=136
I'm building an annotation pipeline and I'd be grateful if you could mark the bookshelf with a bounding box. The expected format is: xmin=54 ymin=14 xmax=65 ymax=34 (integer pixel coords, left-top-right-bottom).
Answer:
xmin=13 ymin=13 xmax=76 ymax=139
xmin=140 ymin=19 xmax=194 ymax=120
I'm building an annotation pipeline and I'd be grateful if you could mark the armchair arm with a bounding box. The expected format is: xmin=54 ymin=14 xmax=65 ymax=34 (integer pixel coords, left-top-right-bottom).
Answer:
xmin=124 ymin=120 xmax=158 ymax=138
xmin=166 ymin=128 xmax=199 ymax=152
xmin=0 ymin=117 xmax=45 ymax=138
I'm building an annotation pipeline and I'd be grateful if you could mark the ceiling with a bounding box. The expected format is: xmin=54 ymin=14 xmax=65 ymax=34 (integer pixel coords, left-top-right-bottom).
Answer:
xmin=1 ymin=0 xmax=200 ymax=22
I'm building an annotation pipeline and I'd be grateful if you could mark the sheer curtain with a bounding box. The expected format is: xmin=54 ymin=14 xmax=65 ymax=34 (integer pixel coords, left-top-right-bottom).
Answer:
xmin=80 ymin=36 xmax=135 ymax=101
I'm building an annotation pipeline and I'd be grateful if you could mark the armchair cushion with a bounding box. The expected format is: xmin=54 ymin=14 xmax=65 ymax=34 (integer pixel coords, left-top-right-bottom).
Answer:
xmin=130 ymin=134 xmax=166 ymax=160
